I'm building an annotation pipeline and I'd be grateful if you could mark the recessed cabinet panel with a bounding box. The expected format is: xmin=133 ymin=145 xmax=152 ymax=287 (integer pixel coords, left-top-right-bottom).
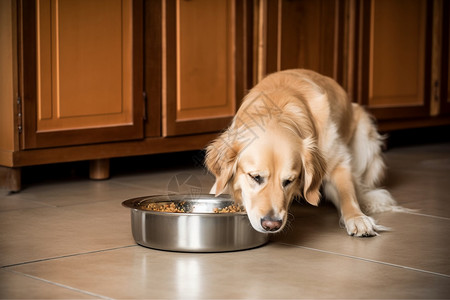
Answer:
xmin=163 ymin=0 xmax=248 ymax=136
xmin=259 ymin=0 xmax=338 ymax=82
xmin=279 ymin=0 xmax=336 ymax=78
xmin=36 ymin=0 xmax=133 ymax=132
xmin=21 ymin=0 xmax=143 ymax=149
xmin=369 ymin=0 xmax=427 ymax=108
xmin=177 ymin=0 xmax=235 ymax=120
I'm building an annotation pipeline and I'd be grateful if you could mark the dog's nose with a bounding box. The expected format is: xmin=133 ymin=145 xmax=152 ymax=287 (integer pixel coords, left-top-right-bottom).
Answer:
xmin=261 ymin=216 xmax=282 ymax=232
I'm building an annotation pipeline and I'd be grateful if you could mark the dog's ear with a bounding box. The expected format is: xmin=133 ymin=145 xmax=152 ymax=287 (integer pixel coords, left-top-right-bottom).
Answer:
xmin=205 ymin=131 xmax=239 ymax=196
xmin=301 ymin=137 xmax=327 ymax=206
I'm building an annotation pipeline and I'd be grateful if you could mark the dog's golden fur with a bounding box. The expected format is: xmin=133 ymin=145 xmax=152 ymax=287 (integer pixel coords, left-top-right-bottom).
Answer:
xmin=205 ymin=69 xmax=398 ymax=236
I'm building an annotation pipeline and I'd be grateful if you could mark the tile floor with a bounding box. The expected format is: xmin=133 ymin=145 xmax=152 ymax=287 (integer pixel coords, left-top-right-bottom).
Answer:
xmin=1 ymin=142 xmax=449 ymax=299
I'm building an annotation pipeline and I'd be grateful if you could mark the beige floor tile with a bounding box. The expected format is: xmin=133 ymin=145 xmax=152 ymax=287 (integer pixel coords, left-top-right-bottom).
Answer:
xmin=0 ymin=191 xmax=52 ymax=212
xmin=111 ymin=167 xmax=215 ymax=195
xmin=273 ymin=202 xmax=450 ymax=276
xmin=0 ymin=270 xmax=97 ymax=299
xmin=10 ymin=179 xmax=156 ymax=208
xmin=0 ymin=200 xmax=134 ymax=267
xmin=1 ymin=142 xmax=448 ymax=299
xmin=383 ymin=144 xmax=450 ymax=217
xmin=387 ymin=171 xmax=450 ymax=217
xmin=7 ymin=244 xmax=450 ymax=299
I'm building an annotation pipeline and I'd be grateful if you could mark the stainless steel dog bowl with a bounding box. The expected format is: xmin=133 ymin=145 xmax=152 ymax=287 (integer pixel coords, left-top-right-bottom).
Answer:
xmin=122 ymin=194 xmax=269 ymax=252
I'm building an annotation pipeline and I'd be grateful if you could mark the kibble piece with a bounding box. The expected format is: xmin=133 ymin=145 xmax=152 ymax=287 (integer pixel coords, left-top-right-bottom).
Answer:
xmin=141 ymin=202 xmax=185 ymax=213
xmin=140 ymin=202 xmax=245 ymax=213
xmin=213 ymin=204 xmax=245 ymax=213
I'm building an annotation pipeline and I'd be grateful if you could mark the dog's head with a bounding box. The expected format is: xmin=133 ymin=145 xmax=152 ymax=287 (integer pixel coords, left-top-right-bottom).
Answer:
xmin=205 ymin=97 xmax=326 ymax=233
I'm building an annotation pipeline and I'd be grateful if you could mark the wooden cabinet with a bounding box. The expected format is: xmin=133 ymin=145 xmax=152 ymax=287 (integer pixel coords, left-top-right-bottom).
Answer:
xmin=0 ymin=0 xmax=253 ymax=191
xmin=1 ymin=0 xmax=449 ymax=191
xmin=257 ymin=0 xmax=450 ymax=131
xmin=351 ymin=0 xmax=448 ymax=129
xmin=18 ymin=0 xmax=252 ymax=148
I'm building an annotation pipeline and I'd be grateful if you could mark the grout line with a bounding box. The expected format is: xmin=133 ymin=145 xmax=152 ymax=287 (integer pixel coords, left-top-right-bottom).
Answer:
xmin=1 ymin=245 xmax=138 ymax=269
xmin=402 ymin=210 xmax=450 ymax=221
xmin=5 ymin=269 xmax=114 ymax=300
xmin=278 ymin=242 xmax=450 ymax=278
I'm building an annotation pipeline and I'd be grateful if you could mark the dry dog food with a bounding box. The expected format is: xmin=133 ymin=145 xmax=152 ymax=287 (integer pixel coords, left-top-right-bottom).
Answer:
xmin=140 ymin=202 xmax=245 ymax=213
xmin=213 ymin=204 xmax=245 ymax=213
xmin=141 ymin=202 xmax=186 ymax=213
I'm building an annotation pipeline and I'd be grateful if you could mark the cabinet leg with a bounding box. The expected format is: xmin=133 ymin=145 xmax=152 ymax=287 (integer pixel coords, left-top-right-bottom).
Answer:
xmin=0 ymin=166 xmax=21 ymax=192
xmin=89 ymin=159 xmax=110 ymax=180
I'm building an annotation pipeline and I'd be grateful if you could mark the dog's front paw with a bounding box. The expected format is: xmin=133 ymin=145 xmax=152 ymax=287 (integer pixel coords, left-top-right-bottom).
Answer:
xmin=343 ymin=215 xmax=389 ymax=237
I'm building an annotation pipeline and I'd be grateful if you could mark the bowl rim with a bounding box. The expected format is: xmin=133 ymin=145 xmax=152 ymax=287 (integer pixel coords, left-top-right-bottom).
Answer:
xmin=122 ymin=194 xmax=248 ymax=216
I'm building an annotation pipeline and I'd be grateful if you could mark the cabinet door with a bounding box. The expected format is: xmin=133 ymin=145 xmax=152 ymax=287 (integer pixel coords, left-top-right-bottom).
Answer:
xmin=257 ymin=0 xmax=339 ymax=82
xmin=162 ymin=0 xmax=251 ymax=136
xmin=20 ymin=0 xmax=144 ymax=149
xmin=356 ymin=0 xmax=432 ymax=120
xmin=440 ymin=0 xmax=450 ymax=115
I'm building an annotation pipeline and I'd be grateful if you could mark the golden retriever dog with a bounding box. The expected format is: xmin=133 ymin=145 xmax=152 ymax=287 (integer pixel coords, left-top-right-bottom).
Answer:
xmin=205 ymin=69 xmax=400 ymax=237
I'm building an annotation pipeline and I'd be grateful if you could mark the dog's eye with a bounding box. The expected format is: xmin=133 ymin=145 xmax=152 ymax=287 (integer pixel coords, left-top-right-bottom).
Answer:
xmin=249 ymin=174 xmax=263 ymax=185
xmin=282 ymin=179 xmax=293 ymax=188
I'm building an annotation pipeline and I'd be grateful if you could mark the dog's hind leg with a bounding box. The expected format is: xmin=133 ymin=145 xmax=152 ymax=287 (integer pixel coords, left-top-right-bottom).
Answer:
xmin=349 ymin=103 xmax=386 ymax=187
xmin=349 ymin=104 xmax=399 ymax=214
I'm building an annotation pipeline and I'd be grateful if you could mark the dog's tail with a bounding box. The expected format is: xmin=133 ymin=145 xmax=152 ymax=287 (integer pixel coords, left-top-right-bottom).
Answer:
xmin=358 ymin=188 xmax=407 ymax=214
